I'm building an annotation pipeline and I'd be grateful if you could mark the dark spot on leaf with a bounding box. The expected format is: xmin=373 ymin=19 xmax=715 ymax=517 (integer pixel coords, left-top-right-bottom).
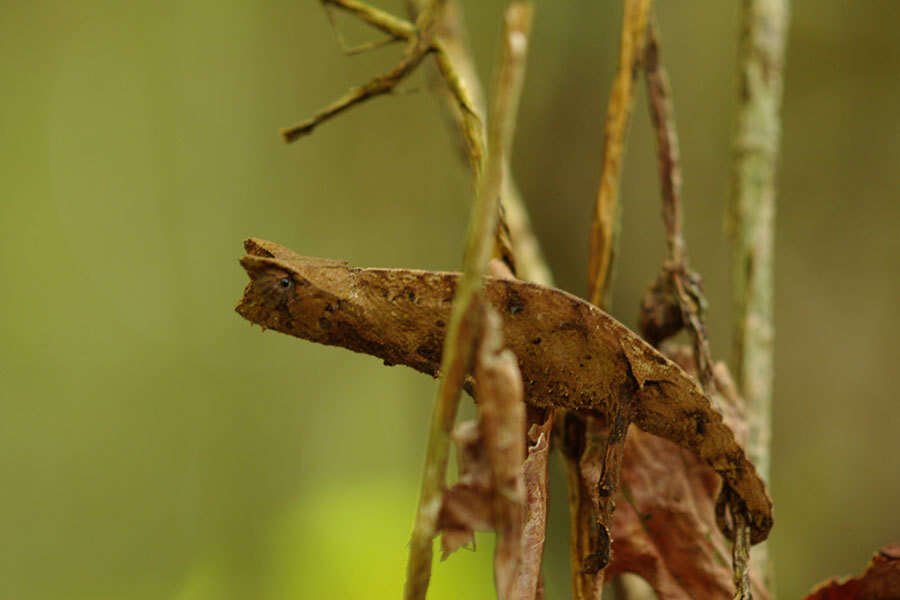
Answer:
xmin=531 ymin=337 xmax=542 ymax=345
xmin=393 ymin=286 xmax=417 ymax=303
xmin=415 ymin=336 xmax=443 ymax=363
xmin=687 ymin=410 xmax=708 ymax=436
xmin=558 ymin=320 xmax=589 ymax=339
xmin=318 ymin=317 xmax=331 ymax=330
xmin=435 ymin=320 xmax=445 ymax=328
xmin=506 ymin=290 xmax=526 ymax=315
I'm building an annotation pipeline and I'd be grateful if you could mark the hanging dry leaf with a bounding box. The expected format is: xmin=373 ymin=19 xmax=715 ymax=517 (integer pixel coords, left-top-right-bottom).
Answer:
xmin=803 ymin=545 xmax=900 ymax=600
xmin=605 ymin=347 xmax=768 ymax=600
xmin=235 ymin=238 xmax=773 ymax=544
xmin=474 ymin=308 xmax=527 ymax=600
xmin=516 ymin=409 xmax=554 ymax=599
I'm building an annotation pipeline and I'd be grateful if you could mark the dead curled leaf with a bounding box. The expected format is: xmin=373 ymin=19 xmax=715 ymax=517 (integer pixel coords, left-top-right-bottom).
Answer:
xmin=438 ymin=419 xmax=492 ymax=558
xmin=606 ymin=347 xmax=769 ymax=600
xmin=475 ymin=308 xmax=526 ymax=600
xmin=434 ymin=308 xmax=550 ymax=600
xmin=235 ymin=238 xmax=773 ymax=544
xmin=803 ymin=545 xmax=900 ymax=600
xmin=435 ymin=412 xmax=553 ymax=596
xmin=517 ymin=409 xmax=553 ymax=599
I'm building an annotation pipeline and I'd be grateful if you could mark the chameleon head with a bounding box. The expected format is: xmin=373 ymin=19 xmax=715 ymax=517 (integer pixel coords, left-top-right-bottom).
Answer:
xmin=235 ymin=238 xmax=346 ymax=341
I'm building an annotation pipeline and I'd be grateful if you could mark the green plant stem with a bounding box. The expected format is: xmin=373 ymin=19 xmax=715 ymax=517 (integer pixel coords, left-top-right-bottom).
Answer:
xmin=408 ymin=0 xmax=553 ymax=286
xmin=403 ymin=5 xmax=534 ymax=599
xmin=731 ymin=0 xmax=789 ymax=592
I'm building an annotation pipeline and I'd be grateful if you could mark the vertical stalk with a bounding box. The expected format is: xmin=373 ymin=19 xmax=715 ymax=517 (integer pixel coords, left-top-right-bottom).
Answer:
xmin=731 ymin=0 xmax=788 ymax=510
xmin=731 ymin=0 xmax=789 ymax=592
xmin=587 ymin=0 xmax=651 ymax=307
xmin=404 ymin=5 xmax=534 ymax=598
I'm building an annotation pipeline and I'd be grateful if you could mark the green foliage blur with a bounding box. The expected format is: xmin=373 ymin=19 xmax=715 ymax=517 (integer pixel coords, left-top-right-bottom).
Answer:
xmin=1 ymin=1 xmax=897 ymax=598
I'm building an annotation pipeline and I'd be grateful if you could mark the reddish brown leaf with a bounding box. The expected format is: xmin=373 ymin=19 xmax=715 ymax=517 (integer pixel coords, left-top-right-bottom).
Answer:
xmin=804 ymin=545 xmax=900 ymax=600
xmin=606 ymin=352 xmax=769 ymax=600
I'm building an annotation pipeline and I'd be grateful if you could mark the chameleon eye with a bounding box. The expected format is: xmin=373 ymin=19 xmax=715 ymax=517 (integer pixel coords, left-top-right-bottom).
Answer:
xmin=278 ymin=277 xmax=292 ymax=289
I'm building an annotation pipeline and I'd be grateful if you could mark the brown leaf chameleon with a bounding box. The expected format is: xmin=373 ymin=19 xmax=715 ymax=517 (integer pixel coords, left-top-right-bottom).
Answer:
xmin=235 ymin=238 xmax=773 ymax=543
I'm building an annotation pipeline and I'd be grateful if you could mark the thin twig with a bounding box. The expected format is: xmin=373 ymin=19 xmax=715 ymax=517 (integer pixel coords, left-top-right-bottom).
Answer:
xmin=404 ymin=5 xmax=534 ymax=598
xmin=570 ymin=2 xmax=651 ymax=598
xmin=280 ymin=1 xmax=444 ymax=142
xmin=644 ymin=23 xmax=683 ymax=266
xmin=730 ymin=495 xmax=753 ymax=600
xmin=643 ymin=22 xmax=716 ymax=392
xmin=323 ymin=0 xmax=416 ymax=39
xmin=408 ymin=0 xmax=554 ymax=286
xmin=644 ymin=21 xmax=758 ymax=597
xmin=587 ymin=0 xmax=651 ymax=307
xmin=730 ymin=0 xmax=789 ymax=591
xmin=322 ymin=0 xmax=405 ymax=55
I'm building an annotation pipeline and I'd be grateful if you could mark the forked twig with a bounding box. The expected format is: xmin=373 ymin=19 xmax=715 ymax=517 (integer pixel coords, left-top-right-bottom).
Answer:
xmin=324 ymin=0 xmax=416 ymax=39
xmin=280 ymin=0 xmax=444 ymax=142
xmin=404 ymin=5 xmax=535 ymax=598
xmin=407 ymin=0 xmax=554 ymax=286
xmin=321 ymin=0 xmax=405 ymax=55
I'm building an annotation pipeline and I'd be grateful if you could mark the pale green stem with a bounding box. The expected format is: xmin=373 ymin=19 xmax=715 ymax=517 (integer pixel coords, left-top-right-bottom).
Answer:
xmin=403 ymin=5 xmax=535 ymax=599
xmin=730 ymin=0 xmax=789 ymax=592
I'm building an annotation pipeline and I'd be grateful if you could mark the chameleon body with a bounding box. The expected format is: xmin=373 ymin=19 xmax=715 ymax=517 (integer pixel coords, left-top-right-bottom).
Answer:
xmin=235 ymin=238 xmax=773 ymax=543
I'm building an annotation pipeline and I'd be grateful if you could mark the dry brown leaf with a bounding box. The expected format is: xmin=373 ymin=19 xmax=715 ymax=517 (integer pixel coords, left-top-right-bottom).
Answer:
xmin=437 ymin=311 xmax=549 ymax=600
xmin=606 ymin=351 xmax=768 ymax=600
xmin=235 ymin=239 xmax=772 ymax=544
xmin=474 ymin=308 xmax=527 ymax=600
xmin=438 ymin=420 xmax=491 ymax=558
xmin=804 ymin=545 xmax=900 ymax=600
xmin=515 ymin=409 xmax=553 ymax=599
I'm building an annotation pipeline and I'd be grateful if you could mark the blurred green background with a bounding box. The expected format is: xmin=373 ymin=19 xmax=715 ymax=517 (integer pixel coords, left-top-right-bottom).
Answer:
xmin=2 ymin=1 xmax=898 ymax=598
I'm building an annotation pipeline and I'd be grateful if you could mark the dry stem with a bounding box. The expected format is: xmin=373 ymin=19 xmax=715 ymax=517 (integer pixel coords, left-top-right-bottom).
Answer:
xmin=571 ymin=2 xmax=651 ymax=598
xmin=644 ymin=21 xmax=761 ymax=597
xmin=643 ymin=23 xmax=717 ymax=393
xmin=587 ymin=0 xmax=651 ymax=308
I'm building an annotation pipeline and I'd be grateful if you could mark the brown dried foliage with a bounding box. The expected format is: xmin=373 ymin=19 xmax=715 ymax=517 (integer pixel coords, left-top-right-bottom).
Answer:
xmin=804 ymin=545 xmax=900 ymax=600
xmin=606 ymin=347 xmax=770 ymax=599
xmin=433 ymin=308 xmax=551 ymax=600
